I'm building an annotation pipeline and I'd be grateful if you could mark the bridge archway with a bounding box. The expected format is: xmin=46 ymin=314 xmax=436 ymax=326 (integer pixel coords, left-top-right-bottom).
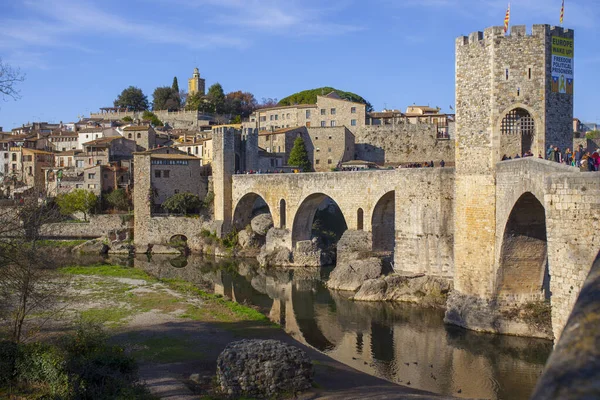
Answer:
xmin=371 ymin=191 xmax=395 ymax=254
xmin=498 ymin=106 xmax=538 ymax=158
xmin=291 ymin=193 xmax=348 ymax=247
xmin=232 ymin=192 xmax=272 ymax=232
xmin=497 ymin=192 xmax=549 ymax=302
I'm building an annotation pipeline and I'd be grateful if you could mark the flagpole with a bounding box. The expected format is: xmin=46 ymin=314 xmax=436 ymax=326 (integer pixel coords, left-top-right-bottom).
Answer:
xmin=560 ymin=0 xmax=564 ymax=26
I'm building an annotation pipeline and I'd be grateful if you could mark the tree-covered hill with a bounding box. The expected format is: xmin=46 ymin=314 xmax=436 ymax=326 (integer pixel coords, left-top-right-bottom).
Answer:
xmin=278 ymin=87 xmax=373 ymax=112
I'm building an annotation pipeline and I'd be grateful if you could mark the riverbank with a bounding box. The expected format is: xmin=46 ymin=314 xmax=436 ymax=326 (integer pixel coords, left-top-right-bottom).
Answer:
xmin=11 ymin=264 xmax=454 ymax=399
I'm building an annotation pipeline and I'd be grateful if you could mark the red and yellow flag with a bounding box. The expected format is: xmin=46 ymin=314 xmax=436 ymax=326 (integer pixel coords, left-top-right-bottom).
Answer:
xmin=560 ymin=0 xmax=564 ymax=25
xmin=504 ymin=3 xmax=511 ymax=33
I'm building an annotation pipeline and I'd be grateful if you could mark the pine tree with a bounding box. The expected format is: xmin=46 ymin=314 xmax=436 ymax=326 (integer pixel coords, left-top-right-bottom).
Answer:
xmin=287 ymin=136 xmax=312 ymax=172
xmin=172 ymin=76 xmax=179 ymax=92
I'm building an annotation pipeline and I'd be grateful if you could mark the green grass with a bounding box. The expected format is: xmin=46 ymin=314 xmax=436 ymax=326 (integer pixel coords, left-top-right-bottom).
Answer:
xmin=59 ymin=264 xmax=156 ymax=282
xmin=37 ymin=239 xmax=88 ymax=248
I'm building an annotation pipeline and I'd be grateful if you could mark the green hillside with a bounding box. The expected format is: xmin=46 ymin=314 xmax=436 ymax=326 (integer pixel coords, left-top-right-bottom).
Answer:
xmin=278 ymin=87 xmax=373 ymax=112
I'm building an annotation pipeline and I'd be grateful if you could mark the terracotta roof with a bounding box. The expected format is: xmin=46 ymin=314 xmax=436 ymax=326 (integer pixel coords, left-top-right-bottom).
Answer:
xmin=253 ymin=104 xmax=317 ymax=113
xmin=83 ymin=136 xmax=122 ymax=146
xmin=78 ymin=127 xmax=105 ymax=133
xmin=56 ymin=150 xmax=83 ymax=156
xmin=150 ymin=154 xmax=199 ymax=160
xmin=21 ymin=148 xmax=54 ymax=155
xmin=123 ymin=125 xmax=150 ymax=131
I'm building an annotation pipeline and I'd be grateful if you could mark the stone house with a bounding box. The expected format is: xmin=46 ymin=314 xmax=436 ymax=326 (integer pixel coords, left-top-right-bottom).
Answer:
xmin=0 ymin=135 xmax=36 ymax=176
xmin=7 ymin=147 xmax=54 ymax=195
xmin=55 ymin=150 xmax=83 ymax=168
xmin=243 ymin=92 xmax=367 ymax=135
xmin=82 ymin=164 xmax=129 ymax=195
xmin=121 ymin=125 xmax=157 ymax=151
xmin=174 ymin=139 xmax=203 ymax=158
xmin=148 ymin=153 xmax=207 ymax=207
xmin=74 ymin=137 xmax=136 ymax=170
xmin=49 ymin=130 xmax=79 ymax=151
xmin=256 ymin=126 xmax=355 ymax=172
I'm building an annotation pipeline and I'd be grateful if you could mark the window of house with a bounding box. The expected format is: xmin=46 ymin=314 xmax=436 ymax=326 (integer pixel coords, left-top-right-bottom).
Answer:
xmin=260 ymin=116 xmax=266 ymax=122
xmin=321 ymin=121 xmax=326 ymax=127
xmin=163 ymin=170 xmax=170 ymax=178
xmin=328 ymin=148 xmax=332 ymax=152
xmin=306 ymin=122 xmax=311 ymax=127
xmin=270 ymin=115 xmax=274 ymax=121
xmin=351 ymin=107 xmax=356 ymax=114
xmin=331 ymin=108 xmax=336 ymax=115
xmin=174 ymin=189 xmax=179 ymax=194
xmin=275 ymin=115 xmax=278 ymax=120
xmin=155 ymin=170 xmax=161 ymax=178
xmin=3 ymin=153 xmax=7 ymax=159
xmin=76 ymin=160 xmax=84 ymax=168
xmin=305 ymin=110 xmax=311 ymax=118
xmin=328 ymin=159 xmax=332 ymax=164
xmin=315 ymin=136 xmax=318 ymax=140
xmin=86 ymin=134 xmax=89 ymax=139
xmin=330 ymin=120 xmax=337 ymax=127
xmin=321 ymin=109 xmax=326 ymax=115
xmin=103 ymin=173 xmax=108 ymax=179
xmin=315 ymin=159 xmax=320 ymax=164
xmin=195 ymin=147 xmax=199 ymax=154
xmin=76 ymin=184 xmax=83 ymax=188
xmin=351 ymin=119 xmax=357 ymax=126
xmin=28 ymin=166 xmax=32 ymax=175
xmin=11 ymin=154 xmax=16 ymax=161
xmin=88 ymin=184 xmax=96 ymax=189
xmin=88 ymin=173 xmax=96 ymax=179
xmin=137 ymin=133 xmax=141 ymax=139
xmin=287 ymin=113 xmax=290 ymax=118
xmin=128 ymin=133 xmax=132 ymax=139
xmin=96 ymin=160 xmax=101 ymax=165
xmin=328 ymin=136 xmax=332 ymax=140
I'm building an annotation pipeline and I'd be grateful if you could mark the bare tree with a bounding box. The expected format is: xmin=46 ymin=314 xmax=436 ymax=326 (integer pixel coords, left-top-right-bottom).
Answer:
xmin=0 ymin=198 xmax=66 ymax=342
xmin=0 ymin=58 xmax=25 ymax=101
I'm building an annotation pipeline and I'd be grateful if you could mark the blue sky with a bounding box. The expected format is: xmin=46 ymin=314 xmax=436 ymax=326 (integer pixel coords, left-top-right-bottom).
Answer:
xmin=0 ymin=0 xmax=598 ymax=130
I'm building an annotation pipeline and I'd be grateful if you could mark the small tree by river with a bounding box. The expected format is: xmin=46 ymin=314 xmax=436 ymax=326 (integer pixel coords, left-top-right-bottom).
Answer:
xmin=288 ymin=136 xmax=312 ymax=172
xmin=56 ymin=189 xmax=97 ymax=221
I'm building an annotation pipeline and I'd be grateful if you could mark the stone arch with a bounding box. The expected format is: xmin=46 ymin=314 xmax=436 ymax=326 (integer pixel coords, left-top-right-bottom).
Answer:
xmin=169 ymin=234 xmax=188 ymax=243
xmin=371 ymin=191 xmax=395 ymax=253
xmin=496 ymin=103 xmax=542 ymax=159
xmin=232 ymin=192 xmax=272 ymax=232
xmin=291 ymin=193 xmax=347 ymax=246
xmin=279 ymin=199 xmax=287 ymax=229
xmin=357 ymin=208 xmax=364 ymax=231
xmin=496 ymin=192 xmax=549 ymax=302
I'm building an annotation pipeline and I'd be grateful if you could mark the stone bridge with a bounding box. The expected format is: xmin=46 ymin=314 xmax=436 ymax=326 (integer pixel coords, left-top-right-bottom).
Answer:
xmin=226 ymin=157 xmax=600 ymax=340
xmin=230 ymin=168 xmax=455 ymax=276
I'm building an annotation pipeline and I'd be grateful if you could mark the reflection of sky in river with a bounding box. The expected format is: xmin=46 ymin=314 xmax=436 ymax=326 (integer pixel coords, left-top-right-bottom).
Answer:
xmin=131 ymin=255 xmax=552 ymax=400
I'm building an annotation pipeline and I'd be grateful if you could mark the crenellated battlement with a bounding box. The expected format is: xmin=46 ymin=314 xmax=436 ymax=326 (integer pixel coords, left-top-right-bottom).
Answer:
xmin=456 ymin=24 xmax=573 ymax=47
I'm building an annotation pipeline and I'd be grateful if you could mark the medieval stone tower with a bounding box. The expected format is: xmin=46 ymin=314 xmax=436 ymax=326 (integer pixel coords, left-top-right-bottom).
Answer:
xmin=213 ymin=126 xmax=235 ymax=234
xmin=453 ymin=25 xmax=574 ymax=300
xmin=188 ymin=67 xmax=206 ymax=96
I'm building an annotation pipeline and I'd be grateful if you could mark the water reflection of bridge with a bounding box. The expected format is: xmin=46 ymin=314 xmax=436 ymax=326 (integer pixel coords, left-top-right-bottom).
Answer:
xmin=137 ymin=255 xmax=550 ymax=399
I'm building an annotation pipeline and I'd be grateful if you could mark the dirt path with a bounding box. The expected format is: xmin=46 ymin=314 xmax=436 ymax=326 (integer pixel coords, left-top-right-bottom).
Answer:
xmin=54 ymin=268 xmax=458 ymax=399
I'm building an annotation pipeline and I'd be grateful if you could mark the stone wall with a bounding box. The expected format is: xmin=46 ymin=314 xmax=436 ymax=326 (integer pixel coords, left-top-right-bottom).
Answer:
xmin=139 ymin=215 xmax=212 ymax=251
xmin=307 ymin=126 xmax=354 ymax=171
xmin=544 ymin=172 xmax=600 ymax=339
xmin=40 ymin=214 xmax=128 ymax=238
xmin=151 ymin=159 xmax=208 ymax=205
xmin=354 ymin=124 xmax=454 ymax=165
xmin=393 ymin=168 xmax=455 ymax=277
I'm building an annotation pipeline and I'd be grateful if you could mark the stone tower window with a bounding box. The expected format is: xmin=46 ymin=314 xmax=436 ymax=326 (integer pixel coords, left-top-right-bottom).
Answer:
xmin=505 ymin=69 xmax=509 ymax=80
xmin=528 ymin=68 xmax=532 ymax=80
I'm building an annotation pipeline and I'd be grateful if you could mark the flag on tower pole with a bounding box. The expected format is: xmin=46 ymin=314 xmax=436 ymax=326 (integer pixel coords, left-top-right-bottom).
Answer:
xmin=560 ymin=0 xmax=564 ymax=25
xmin=504 ymin=3 xmax=511 ymax=34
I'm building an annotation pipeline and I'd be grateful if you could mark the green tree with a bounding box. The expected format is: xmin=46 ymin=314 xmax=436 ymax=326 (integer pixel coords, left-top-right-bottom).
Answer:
xmin=278 ymin=87 xmax=373 ymax=112
xmin=185 ymin=92 xmax=208 ymax=112
xmin=172 ymin=76 xmax=179 ymax=93
xmin=113 ymin=86 xmax=149 ymax=111
xmin=224 ymin=91 xmax=258 ymax=119
xmin=207 ymin=83 xmax=225 ymax=114
xmin=56 ymin=189 xmax=97 ymax=221
xmin=152 ymin=86 xmax=180 ymax=111
xmin=121 ymin=116 xmax=133 ymax=122
xmin=141 ymin=110 xmax=163 ymax=126
xmin=105 ymin=188 xmax=130 ymax=211
xmin=287 ymin=136 xmax=312 ymax=172
xmin=162 ymin=192 xmax=202 ymax=215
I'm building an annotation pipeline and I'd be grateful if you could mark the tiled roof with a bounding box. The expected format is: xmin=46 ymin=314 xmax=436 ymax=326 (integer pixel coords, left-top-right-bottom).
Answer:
xmin=123 ymin=125 xmax=150 ymax=131
xmin=258 ymin=126 xmax=303 ymax=136
xmin=150 ymin=154 xmax=199 ymax=160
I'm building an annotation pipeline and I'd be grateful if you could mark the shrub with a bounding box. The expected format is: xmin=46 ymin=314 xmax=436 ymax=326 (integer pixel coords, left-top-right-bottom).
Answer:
xmin=122 ymin=116 xmax=133 ymax=122
xmin=15 ymin=342 xmax=69 ymax=396
xmin=141 ymin=111 xmax=163 ymax=127
xmin=585 ymin=130 xmax=600 ymax=140
xmin=162 ymin=192 xmax=202 ymax=215
xmin=203 ymin=190 xmax=215 ymax=209
xmin=105 ymin=188 xmax=131 ymax=211
xmin=0 ymin=341 xmax=18 ymax=386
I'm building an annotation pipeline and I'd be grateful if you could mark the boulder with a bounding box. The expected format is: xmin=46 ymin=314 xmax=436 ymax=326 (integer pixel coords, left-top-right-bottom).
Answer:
xmin=336 ymin=230 xmax=373 ymax=264
xmin=108 ymin=243 xmax=134 ymax=255
xmin=257 ymin=246 xmax=292 ymax=267
xmin=216 ymin=339 xmax=313 ymax=398
xmin=293 ymin=240 xmax=325 ymax=267
xmin=251 ymin=213 xmax=273 ymax=236
xmin=264 ymin=228 xmax=291 ymax=252
xmin=353 ymin=274 xmax=452 ymax=305
xmin=72 ymin=239 xmax=108 ymax=255
xmin=238 ymin=229 xmax=259 ymax=249
xmin=327 ymin=257 xmax=383 ymax=291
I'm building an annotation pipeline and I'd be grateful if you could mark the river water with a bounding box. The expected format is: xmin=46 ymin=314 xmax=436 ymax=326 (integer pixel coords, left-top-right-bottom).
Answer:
xmin=74 ymin=254 xmax=552 ymax=400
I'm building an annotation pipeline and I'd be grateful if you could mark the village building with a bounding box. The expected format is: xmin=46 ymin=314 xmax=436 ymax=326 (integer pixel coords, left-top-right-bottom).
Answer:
xmin=7 ymin=147 xmax=54 ymax=196
xmin=77 ymin=127 xmax=120 ymax=150
xmin=74 ymin=136 xmax=136 ymax=170
xmin=120 ymin=125 xmax=157 ymax=151
xmin=243 ymin=92 xmax=367 ymax=135
xmin=148 ymin=153 xmax=206 ymax=208
xmin=49 ymin=130 xmax=79 ymax=151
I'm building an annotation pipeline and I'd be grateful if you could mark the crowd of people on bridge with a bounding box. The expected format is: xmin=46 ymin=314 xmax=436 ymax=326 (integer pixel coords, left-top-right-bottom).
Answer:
xmin=399 ymin=160 xmax=446 ymax=169
xmin=501 ymin=144 xmax=599 ymax=171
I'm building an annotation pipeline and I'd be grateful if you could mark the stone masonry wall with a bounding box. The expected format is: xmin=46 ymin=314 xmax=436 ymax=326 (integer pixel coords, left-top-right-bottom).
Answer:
xmin=544 ymin=172 xmax=600 ymax=339
xmin=354 ymin=124 xmax=454 ymax=165
xmin=393 ymin=167 xmax=455 ymax=277
xmin=40 ymin=214 xmax=127 ymax=239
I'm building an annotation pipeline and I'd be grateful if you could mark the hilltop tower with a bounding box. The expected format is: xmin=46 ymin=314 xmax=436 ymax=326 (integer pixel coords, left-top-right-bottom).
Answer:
xmin=188 ymin=67 xmax=206 ymax=96
xmin=452 ymin=25 xmax=574 ymax=300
